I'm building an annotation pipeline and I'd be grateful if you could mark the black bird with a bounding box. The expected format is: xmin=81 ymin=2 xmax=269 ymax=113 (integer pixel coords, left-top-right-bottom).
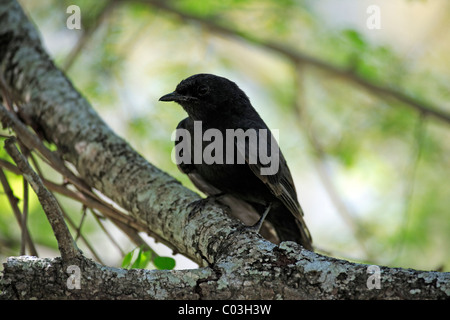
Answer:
xmin=160 ymin=74 xmax=313 ymax=250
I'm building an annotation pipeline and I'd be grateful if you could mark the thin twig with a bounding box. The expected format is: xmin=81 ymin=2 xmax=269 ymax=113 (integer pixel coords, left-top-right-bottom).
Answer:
xmin=20 ymin=177 xmax=28 ymax=255
xmin=56 ymin=200 xmax=104 ymax=264
xmin=18 ymin=142 xmax=30 ymax=256
xmin=75 ymin=205 xmax=87 ymax=242
xmin=4 ymin=137 xmax=80 ymax=261
xmin=0 ymin=168 xmax=38 ymax=256
xmin=90 ymin=208 xmax=125 ymax=256
xmin=28 ymin=152 xmax=44 ymax=178
xmin=43 ymin=179 xmax=141 ymax=230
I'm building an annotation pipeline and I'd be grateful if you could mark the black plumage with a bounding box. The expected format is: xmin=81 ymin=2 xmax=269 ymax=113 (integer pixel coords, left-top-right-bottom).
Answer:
xmin=160 ymin=73 xmax=313 ymax=250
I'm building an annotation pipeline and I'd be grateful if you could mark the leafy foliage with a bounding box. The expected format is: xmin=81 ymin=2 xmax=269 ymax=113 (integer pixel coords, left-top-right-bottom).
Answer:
xmin=121 ymin=246 xmax=176 ymax=270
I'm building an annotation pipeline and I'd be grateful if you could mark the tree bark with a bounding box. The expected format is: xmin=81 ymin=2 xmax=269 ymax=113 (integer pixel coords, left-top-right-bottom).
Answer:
xmin=0 ymin=0 xmax=449 ymax=300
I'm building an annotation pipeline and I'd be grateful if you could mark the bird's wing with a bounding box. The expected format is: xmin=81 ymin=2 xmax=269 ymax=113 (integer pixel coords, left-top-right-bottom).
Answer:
xmin=239 ymin=128 xmax=313 ymax=246
xmin=246 ymin=147 xmax=303 ymax=219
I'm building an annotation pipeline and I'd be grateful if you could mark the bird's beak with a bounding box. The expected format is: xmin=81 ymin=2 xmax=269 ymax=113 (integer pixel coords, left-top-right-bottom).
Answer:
xmin=159 ymin=91 xmax=185 ymax=102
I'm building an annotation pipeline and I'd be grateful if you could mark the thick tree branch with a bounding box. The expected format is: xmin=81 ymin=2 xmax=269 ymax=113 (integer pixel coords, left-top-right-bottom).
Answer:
xmin=2 ymin=242 xmax=450 ymax=299
xmin=0 ymin=0 xmax=449 ymax=300
xmin=136 ymin=0 xmax=450 ymax=125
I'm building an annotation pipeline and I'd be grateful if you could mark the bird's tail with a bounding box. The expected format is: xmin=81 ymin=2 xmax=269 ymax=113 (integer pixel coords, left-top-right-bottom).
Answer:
xmin=294 ymin=217 xmax=314 ymax=251
xmin=267 ymin=204 xmax=314 ymax=251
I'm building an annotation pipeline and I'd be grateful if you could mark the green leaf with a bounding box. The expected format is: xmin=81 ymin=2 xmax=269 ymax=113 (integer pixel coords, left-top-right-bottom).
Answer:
xmin=153 ymin=256 xmax=176 ymax=270
xmin=140 ymin=250 xmax=152 ymax=268
xmin=131 ymin=248 xmax=152 ymax=269
xmin=121 ymin=249 xmax=135 ymax=269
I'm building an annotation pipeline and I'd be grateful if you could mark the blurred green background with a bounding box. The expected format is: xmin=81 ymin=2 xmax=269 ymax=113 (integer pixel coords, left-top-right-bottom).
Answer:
xmin=1 ymin=0 xmax=449 ymax=271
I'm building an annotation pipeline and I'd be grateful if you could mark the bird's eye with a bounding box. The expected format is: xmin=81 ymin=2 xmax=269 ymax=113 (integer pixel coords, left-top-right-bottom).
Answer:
xmin=197 ymin=85 xmax=209 ymax=96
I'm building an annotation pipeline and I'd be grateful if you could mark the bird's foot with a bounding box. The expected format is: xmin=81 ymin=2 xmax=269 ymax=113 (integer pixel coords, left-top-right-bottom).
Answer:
xmin=246 ymin=203 xmax=272 ymax=233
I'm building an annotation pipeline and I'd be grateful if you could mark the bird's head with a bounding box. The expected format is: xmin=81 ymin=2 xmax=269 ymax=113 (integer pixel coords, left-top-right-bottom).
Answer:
xmin=159 ymin=73 xmax=250 ymax=120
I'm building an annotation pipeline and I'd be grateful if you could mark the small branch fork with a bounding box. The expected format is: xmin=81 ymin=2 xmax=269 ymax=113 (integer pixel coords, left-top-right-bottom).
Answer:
xmin=4 ymin=137 xmax=80 ymax=261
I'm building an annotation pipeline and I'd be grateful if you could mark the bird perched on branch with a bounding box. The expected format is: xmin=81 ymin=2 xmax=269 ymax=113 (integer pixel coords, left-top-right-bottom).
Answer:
xmin=160 ymin=73 xmax=313 ymax=251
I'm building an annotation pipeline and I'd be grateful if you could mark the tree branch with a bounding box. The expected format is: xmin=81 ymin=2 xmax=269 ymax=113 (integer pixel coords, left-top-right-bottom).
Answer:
xmin=136 ymin=0 xmax=450 ymax=125
xmin=4 ymin=137 xmax=80 ymax=261
xmin=2 ymin=242 xmax=450 ymax=299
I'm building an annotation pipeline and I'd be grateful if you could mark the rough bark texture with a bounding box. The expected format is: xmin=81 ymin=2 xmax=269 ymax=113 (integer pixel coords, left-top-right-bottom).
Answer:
xmin=2 ymin=242 xmax=450 ymax=300
xmin=0 ymin=0 xmax=449 ymax=300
